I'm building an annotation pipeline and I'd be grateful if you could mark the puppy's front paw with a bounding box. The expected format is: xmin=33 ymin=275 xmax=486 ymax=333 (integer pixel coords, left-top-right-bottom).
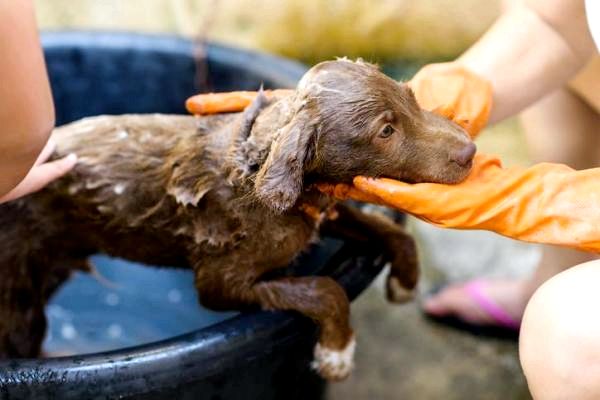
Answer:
xmin=386 ymin=275 xmax=415 ymax=304
xmin=383 ymin=231 xmax=419 ymax=303
xmin=311 ymin=336 xmax=356 ymax=381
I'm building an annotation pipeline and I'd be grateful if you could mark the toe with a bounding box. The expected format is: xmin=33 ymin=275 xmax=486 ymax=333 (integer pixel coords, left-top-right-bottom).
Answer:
xmin=423 ymin=285 xmax=465 ymax=316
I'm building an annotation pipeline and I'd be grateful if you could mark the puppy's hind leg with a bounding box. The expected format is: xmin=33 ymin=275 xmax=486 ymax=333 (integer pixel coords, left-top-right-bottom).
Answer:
xmin=0 ymin=255 xmax=76 ymax=358
xmin=0 ymin=301 xmax=47 ymax=359
xmin=193 ymin=263 xmax=354 ymax=381
xmin=0 ymin=203 xmax=72 ymax=358
xmin=0 ymin=261 xmax=48 ymax=358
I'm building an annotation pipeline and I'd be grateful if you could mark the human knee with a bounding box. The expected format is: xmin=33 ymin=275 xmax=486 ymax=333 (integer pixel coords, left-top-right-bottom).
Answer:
xmin=520 ymin=261 xmax=600 ymax=399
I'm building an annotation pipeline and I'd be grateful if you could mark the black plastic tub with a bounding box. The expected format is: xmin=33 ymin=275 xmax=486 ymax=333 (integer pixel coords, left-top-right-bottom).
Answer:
xmin=0 ymin=32 xmax=386 ymax=400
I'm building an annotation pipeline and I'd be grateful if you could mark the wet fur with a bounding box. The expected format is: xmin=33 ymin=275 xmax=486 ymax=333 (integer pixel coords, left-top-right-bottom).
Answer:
xmin=0 ymin=60 xmax=473 ymax=380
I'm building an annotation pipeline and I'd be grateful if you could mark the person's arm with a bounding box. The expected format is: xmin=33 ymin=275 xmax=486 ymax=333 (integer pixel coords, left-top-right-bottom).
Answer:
xmin=0 ymin=1 xmax=76 ymax=202
xmin=458 ymin=0 xmax=596 ymax=123
xmin=410 ymin=0 xmax=597 ymax=138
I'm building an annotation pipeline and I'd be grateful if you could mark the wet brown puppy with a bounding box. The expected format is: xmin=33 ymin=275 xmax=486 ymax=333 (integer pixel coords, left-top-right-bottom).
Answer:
xmin=0 ymin=60 xmax=474 ymax=380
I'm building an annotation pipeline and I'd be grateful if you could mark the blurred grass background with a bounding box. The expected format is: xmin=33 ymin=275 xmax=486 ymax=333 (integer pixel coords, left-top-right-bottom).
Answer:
xmin=35 ymin=0 xmax=499 ymax=64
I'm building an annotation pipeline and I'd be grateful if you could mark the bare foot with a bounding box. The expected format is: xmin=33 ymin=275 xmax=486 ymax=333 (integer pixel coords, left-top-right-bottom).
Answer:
xmin=423 ymin=279 xmax=531 ymax=327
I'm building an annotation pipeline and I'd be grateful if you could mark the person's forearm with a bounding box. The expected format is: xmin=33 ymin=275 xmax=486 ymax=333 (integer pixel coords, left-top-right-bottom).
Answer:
xmin=458 ymin=0 xmax=596 ymax=124
xmin=0 ymin=1 xmax=55 ymax=196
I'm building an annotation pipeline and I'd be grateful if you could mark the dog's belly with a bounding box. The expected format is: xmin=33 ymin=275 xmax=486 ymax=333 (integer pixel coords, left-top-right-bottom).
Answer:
xmin=83 ymin=226 xmax=190 ymax=268
xmin=55 ymin=201 xmax=317 ymax=277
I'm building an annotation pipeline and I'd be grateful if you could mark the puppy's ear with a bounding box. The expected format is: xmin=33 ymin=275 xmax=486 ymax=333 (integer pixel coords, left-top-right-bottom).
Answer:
xmin=254 ymin=108 xmax=315 ymax=213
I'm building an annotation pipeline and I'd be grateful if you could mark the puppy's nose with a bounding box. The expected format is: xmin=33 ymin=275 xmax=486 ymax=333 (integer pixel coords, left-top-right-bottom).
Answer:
xmin=451 ymin=142 xmax=477 ymax=166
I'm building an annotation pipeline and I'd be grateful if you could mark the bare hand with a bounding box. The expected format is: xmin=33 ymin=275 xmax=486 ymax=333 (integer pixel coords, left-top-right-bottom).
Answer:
xmin=0 ymin=139 xmax=77 ymax=204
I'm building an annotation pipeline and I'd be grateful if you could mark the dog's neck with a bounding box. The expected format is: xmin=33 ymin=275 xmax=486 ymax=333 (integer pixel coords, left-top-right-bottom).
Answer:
xmin=220 ymin=92 xmax=329 ymax=215
xmin=165 ymin=94 xmax=305 ymax=209
xmin=224 ymin=94 xmax=296 ymax=188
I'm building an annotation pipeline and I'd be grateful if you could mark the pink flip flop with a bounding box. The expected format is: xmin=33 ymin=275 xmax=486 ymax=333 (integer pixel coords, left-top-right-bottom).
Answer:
xmin=464 ymin=280 xmax=521 ymax=331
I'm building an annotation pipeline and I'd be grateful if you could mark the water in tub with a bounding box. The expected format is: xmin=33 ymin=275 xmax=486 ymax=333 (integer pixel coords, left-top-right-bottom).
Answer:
xmin=43 ymin=255 xmax=237 ymax=356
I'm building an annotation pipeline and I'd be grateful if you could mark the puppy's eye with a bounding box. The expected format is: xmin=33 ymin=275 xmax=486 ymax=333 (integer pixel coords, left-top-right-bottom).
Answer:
xmin=379 ymin=124 xmax=395 ymax=138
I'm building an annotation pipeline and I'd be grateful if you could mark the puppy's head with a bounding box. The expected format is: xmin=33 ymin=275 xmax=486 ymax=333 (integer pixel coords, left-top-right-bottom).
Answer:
xmin=255 ymin=59 xmax=476 ymax=212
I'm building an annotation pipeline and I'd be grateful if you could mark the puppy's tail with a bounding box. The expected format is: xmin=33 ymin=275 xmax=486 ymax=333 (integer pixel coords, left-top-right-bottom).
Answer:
xmin=74 ymin=259 xmax=121 ymax=290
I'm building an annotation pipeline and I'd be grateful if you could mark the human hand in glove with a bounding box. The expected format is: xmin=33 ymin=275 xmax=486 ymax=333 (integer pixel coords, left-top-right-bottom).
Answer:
xmin=318 ymin=153 xmax=600 ymax=253
xmin=408 ymin=62 xmax=492 ymax=138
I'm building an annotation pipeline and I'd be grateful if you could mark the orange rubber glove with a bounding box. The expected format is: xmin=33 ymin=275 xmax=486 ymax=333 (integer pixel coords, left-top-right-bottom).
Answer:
xmin=318 ymin=154 xmax=600 ymax=253
xmin=409 ymin=62 xmax=493 ymax=138
xmin=186 ymin=89 xmax=293 ymax=115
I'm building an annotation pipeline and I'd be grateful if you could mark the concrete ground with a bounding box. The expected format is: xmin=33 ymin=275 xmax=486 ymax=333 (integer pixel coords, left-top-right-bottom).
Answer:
xmin=328 ymin=120 xmax=538 ymax=400
xmin=328 ymin=226 xmax=537 ymax=400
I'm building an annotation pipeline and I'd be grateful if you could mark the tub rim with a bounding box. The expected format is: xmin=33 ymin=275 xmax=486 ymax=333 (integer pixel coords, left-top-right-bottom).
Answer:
xmin=0 ymin=31 xmax=386 ymax=396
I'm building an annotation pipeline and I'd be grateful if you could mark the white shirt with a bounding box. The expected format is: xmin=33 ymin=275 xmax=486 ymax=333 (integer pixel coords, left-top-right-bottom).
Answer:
xmin=586 ymin=0 xmax=600 ymax=51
